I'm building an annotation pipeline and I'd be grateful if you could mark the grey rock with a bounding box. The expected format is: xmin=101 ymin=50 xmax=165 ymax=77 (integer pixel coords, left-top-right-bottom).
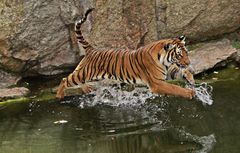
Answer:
xmin=189 ymin=39 xmax=238 ymax=74
xmin=0 ymin=87 xmax=29 ymax=100
xmin=156 ymin=0 xmax=240 ymax=41
xmin=0 ymin=0 xmax=84 ymax=76
xmin=0 ymin=70 xmax=21 ymax=88
xmin=232 ymin=49 xmax=240 ymax=65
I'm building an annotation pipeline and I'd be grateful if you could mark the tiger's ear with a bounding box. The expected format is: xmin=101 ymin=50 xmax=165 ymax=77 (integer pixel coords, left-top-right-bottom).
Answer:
xmin=164 ymin=43 xmax=175 ymax=51
xmin=179 ymin=35 xmax=186 ymax=44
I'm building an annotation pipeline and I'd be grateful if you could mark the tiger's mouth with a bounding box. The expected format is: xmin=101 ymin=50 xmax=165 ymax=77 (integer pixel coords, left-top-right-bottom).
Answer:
xmin=176 ymin=63 xmax=187 ymax=68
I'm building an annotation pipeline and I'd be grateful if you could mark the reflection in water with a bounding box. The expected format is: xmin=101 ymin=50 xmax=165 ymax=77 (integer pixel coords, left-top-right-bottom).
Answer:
xmin=1 ymin=77 xmax=240 ymax=153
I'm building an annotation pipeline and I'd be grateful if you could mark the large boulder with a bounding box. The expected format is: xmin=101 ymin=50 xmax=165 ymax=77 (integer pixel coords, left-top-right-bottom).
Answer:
xmin=0 ymin=0 xmax=83 ymax=76
xmin=0 ymin=0 xmax=239 ymax=77
xmin=189 ymin=39 xmax=238 ymax=74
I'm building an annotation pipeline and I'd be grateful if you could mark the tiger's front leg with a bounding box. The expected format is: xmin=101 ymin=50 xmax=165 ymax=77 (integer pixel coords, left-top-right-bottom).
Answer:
xmin=149 ymin=81 xmax=195 ymax=99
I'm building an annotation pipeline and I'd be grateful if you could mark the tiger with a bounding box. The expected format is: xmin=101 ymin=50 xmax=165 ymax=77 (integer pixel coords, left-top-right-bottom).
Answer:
xmin=56 ymin=8 xmax=195 ymax=99
xmin=167 ymin=64 xmax=195 ymax=85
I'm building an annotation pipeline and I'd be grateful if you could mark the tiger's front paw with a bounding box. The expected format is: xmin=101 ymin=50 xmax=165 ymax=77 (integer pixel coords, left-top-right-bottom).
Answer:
xmin=182 ymin=69 xmax=195 ymax=86
xmin=186 ymin=88 xmax=195 ymax=99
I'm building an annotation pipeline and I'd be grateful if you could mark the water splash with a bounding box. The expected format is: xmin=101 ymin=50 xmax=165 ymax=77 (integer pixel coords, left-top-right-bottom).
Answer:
xmin=76 ymin=85 xmax=157 ymax=108
xmin=187 ymin=82 xmax=213 ymax=105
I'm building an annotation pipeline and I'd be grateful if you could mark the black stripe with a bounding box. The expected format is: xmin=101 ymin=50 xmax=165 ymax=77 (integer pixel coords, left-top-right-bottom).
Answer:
xmin=71 ymin=74 xmax=78 ymax=85
xmin=77 ymin=36 xmax=83 ymax=39
xmin=102 ymin=71 xmax=106 ymax=79
xmin=93 ymin=52 xmax=103 ymax=79
xmin=126 ymin=69 xmax=132 ymax=84
xmin=119 ymin=70 xmax=124 ymax=82
xmin=120 ymin=51 xmax=127 ymax=81
xmin=82 ymin=67 xmax=86 ymax=83
xmin=132 ymin=77 xmax=136 ymax=84
xmin=66 ymin=77 xmax=70 ymax=87
xmin=113 ymin=50 xmax=120 ymax=80
xmin=132 ymin=52 xmax=142 ymax=79
xmin=108 ymin=74 xmax=112 ymax=79
xmin=75 ymin=31 xmax=81 ymax=34
xmin=88 ymin=52 xmax=99 ymax=80
xmin=76 ymin=70 xmax=82 ymax=83
xmin=129 ymin=52 xmax=139 ymax=77
xmin=106 ymin=51 xmax=115 ymax=74
xmin=99 ymin=51 xmax=109 ymax=70
xmin=95 ymin=51 xmax=107 ymax=79
xmin=126 ymin=78 xmax=131 ymax=84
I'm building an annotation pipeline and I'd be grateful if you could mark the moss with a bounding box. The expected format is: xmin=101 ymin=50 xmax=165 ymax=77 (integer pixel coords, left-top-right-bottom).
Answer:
xmin=232 ymin=40 xmax=240 ymax=49
xmin=195 ymin=65 xmax=240 ymax=84
xmin=0 ymin=91 xmax=56 ymax=107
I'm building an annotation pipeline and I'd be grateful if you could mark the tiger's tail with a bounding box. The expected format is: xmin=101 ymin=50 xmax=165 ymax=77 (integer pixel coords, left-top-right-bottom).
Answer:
xmin=75 ymin=8 xmax=94 ymax=53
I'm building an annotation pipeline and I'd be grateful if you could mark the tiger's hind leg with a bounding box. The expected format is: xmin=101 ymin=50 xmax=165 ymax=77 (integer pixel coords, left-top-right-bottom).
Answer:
xmin=82 ymin=84 xmax=93 ymax=93
xmin=149 ymin=81 xmax=195 ymax=99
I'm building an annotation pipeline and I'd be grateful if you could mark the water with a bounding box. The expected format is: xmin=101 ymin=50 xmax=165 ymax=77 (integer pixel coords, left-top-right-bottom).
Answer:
xmin=187 ymin=82 xmax=213 ymax=105
xmin=0 ymin=71 xmax=240 ymax=153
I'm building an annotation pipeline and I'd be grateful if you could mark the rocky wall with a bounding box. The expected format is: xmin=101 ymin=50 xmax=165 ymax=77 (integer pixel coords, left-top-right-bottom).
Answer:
xmin=0 ymin=0 xmax=239 ymax=88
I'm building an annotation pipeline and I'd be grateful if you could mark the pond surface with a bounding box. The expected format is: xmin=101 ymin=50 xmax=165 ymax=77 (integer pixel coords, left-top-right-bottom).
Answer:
xmin=0 ymin=68 xmax=240 ymax=153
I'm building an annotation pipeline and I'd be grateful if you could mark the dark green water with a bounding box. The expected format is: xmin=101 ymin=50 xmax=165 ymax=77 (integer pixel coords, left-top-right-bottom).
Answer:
xmin=0 ymin=68 xmax=240 ymax=153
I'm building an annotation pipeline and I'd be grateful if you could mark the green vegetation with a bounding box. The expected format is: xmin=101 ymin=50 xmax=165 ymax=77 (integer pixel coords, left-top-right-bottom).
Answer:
xmin=0 ymin=91 xmax=56 ymax=107
xmin=232 ymin=40 xmax=240 ymax=49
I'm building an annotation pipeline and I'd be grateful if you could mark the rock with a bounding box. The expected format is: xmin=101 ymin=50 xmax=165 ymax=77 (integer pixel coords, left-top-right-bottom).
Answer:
xmin=0 ymin=87 xmax=30 ymax=100
xmin=189 ymin=39 xmax=238 ymax=74
xmin=0 ymin=0 xmax=83 ymax=76
xmin=0 ymin=70 xmax=21 ymax=88
xmin=156 ymin=0 xmax=240 ymax=41
xmin=0 ymin=0 xmax=240 ymax=77
xmin=90 ymin=0 xmax=157 ymax=49
xmin=232 ymin=50 xmax=240 ymax=65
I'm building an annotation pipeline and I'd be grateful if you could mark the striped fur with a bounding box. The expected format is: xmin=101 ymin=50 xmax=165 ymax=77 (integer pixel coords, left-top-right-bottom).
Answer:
xmin=75 ymin=8 xmax=94 ymax=53
xmin=167 ymin=64 xmax=195 ymax=85
xmin=56 ymin=9 xmax=195 ymax=99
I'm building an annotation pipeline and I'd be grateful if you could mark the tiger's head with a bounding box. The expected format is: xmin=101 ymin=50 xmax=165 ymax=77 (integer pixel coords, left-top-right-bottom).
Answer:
xmin=163 ymin=36 xmax=190 ymax=68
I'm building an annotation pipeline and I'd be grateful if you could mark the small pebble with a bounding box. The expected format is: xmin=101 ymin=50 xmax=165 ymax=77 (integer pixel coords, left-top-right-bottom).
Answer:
xmin=54 ymin=120 xmax=68 ymax=124
xmin=212 ymin=77 xmax=218 ymax=80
